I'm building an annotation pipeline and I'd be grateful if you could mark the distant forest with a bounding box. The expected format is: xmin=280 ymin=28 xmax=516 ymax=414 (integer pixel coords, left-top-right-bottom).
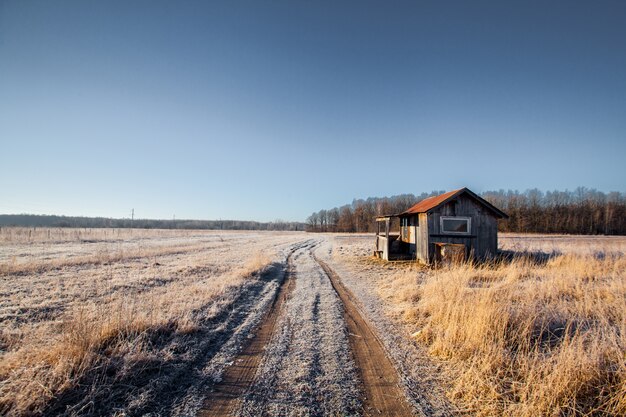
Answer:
xmin=307 ymin=188 xmax=626 ymax=235
xmin=0 ymin=215 xmax=305 ymax=231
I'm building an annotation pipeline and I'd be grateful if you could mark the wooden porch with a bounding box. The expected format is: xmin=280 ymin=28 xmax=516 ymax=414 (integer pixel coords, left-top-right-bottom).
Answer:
xmin=374 ymin=216 xmax=413 ymax=261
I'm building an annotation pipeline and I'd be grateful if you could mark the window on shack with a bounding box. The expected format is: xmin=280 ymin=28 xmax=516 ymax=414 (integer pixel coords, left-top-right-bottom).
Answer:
xmin=440 ymin=216 xmax=471 ymax=234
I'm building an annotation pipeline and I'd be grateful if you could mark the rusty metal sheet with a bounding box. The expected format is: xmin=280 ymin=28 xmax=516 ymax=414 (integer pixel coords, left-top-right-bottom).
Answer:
xmin=401 ymin=189 xmax=463 ymax=215
xmin=400 ymin=188 xmax=508 ymax=219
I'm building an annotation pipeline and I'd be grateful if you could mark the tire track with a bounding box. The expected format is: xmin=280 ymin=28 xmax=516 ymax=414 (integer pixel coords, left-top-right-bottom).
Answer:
xmin=197 ymin=241 xmax=311 ymax=416
xmin=237 ymin=241 xmax=360 ymax=416
xmin=199 ymin=240 xmax=415 ymax=416
xmin=313 ymin=252 xmax=416 ymax=416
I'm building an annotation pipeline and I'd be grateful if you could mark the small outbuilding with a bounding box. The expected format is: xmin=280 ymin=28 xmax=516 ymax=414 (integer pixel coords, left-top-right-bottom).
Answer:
xmin=375 ymin=188 xmax=508 ymax=264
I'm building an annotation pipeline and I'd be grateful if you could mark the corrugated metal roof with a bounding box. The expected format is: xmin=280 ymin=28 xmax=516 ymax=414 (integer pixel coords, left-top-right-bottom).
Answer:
xmin=399 ymin=187 xmax=509 ymax=218
xmin=401 ymin=189 xmax=464 ymax=215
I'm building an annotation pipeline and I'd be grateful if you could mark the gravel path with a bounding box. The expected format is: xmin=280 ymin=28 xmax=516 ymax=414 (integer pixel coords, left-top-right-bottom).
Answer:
xmin=317 ymin=236 xmax=454 ymax=416
xmin=171 ymin=239 xmax=313 ymax=417
xmin=236 ymin=242 xmax=361 ymax=416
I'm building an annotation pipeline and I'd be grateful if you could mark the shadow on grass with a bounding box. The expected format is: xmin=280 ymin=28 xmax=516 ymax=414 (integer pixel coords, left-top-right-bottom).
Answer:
xmin=44 ymin=260 xmax=289 ymax=417
xmin=496 ymin=249 xmax=562 ymax=266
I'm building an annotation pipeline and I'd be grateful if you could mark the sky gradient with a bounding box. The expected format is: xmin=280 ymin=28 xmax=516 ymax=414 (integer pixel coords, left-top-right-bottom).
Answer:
xmin=1 ymin=1 xmax=625 ymax=221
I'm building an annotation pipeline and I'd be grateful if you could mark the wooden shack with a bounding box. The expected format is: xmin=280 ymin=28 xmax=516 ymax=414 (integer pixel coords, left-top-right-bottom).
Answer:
xmin=375 ymin=188 xmax=508 ymax=264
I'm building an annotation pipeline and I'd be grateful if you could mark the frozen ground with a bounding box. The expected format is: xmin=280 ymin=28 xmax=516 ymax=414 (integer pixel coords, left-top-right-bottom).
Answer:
xmin=4 ymin=228 xmax=546 ymax=415
xmin=197 ymin=238 xmax=421 ymax=416
xmin=0 ymin=229 xmax=311 ymax=416
xmin=236 ymin=241 xmax=361 ymax=416
xmin=499 ymin=232 xmax=626 ymax=256
xmin=317 ymin=236 xmax=453 ymax=416
xmin=0 ymin=230 xmax=304 ymax=329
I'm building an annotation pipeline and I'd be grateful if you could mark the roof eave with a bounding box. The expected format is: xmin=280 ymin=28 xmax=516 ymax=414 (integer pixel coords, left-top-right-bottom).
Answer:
xmin=400 ymin=187 xmax=509 ymax=218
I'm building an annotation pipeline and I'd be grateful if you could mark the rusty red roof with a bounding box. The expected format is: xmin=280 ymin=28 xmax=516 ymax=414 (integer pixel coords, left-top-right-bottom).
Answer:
xmin=400 ymin=187 xmax=508 ymax=218
xmin=402 ymin=189 xmax=463 ymax=214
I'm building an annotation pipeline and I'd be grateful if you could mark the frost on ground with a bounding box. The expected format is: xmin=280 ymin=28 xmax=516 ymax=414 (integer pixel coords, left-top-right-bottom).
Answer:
xmin=321 ymin=233 xmax=626 ymax=417
xmin=0 ymin=229 xmax=310 ymax=416
xmin=237 ymin=242 xmax=361 ymax=417
xmin=316 ymin=235 xmax=454 ymax=416
xmin=499 ymin=233 xmax=626 ymax=256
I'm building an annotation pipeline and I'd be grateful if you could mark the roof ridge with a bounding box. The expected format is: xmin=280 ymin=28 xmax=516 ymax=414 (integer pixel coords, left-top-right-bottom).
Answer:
xmin=396 ymin=187 xmax=507 ymax=218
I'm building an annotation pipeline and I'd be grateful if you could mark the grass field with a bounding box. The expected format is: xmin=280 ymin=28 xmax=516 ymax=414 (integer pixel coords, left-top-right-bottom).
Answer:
xmin=335 ymin=233 xmax=626 ymax=416
xmin=0 ymin=229 xmax=305 ymax=416
xmin=1 ymin=229 xmax=624 ymax=416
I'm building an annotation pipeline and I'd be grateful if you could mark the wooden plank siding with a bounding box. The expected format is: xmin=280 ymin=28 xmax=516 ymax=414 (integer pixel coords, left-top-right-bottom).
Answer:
xmin=381 ymin=188 xmax=506 ymax=264
xmin=426 ymin=194 xmax=498 ymax=262
xmin=416 ymin=213 xmax=429 ymax=263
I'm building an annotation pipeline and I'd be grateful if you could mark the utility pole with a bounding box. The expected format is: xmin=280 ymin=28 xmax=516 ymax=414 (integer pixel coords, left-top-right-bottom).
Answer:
xmin=131 ymin=208 xmax=134 ymax=228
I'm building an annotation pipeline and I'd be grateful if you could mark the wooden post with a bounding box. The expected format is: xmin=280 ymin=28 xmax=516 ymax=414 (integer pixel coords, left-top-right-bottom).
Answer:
xmin=374 ymin=220 xmax=379 ymax=256
xmin=385 ymin=218 xmax=390 ymax=260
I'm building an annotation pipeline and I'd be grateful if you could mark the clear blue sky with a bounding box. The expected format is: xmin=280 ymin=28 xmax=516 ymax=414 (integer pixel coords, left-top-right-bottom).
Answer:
xmin=1 ymin=1 xmax=625 ymax=221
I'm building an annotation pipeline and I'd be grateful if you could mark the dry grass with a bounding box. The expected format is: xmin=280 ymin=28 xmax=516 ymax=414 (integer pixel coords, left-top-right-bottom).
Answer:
xmin=0 ymin=241 xmax=215 ymax=276
xmin=500 ymin=233 xmax=626 ymax=257
xmin=0 ymin=253 xmax=273 ymax=416
xmin=0 ymin=227 xmax=232 ymax=276
xmin=378 ymin=246 xmax=626 ymax=416
xmin=0 ymin=228 xmax=293 ymax=416
xmin=0 ymin=227 xmax=194 ymax=245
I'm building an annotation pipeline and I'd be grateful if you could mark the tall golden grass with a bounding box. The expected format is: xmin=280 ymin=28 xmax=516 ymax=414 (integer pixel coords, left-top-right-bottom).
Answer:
xmin=380 ymin=253 xmax=626 ymax=416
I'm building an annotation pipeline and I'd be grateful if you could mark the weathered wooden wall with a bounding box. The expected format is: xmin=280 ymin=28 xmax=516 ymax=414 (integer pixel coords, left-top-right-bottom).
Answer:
xmin=375 ymin=218 xmax=391 ymax=260
xmin=395 ymin=191 xmax=502 ymax=264
xmin=426 ymin=194 xmax=498 ymax=262
xmin=415 ymin=213 xmax=428 ymax=262
xmin=376 ymin=235 xmax=389 ymax=260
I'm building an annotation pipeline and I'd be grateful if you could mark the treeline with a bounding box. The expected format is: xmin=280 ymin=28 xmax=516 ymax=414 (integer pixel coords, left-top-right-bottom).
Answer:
xmin=0 ymin=214 xmax=305 ymax=231
xmin=307 ymin=188 xmax=626 ymax=235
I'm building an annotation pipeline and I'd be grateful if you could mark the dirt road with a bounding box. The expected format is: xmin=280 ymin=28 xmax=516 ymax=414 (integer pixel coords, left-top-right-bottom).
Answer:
xmin=200 ymin=241 xmax=416 ymax=416
xmin=198 ymin=244 xmax=300 ymax=416
xmin=2 ymin=231 xmax=449 ymax=417
xmin=316 ymin=255 xmax=415 ymax=416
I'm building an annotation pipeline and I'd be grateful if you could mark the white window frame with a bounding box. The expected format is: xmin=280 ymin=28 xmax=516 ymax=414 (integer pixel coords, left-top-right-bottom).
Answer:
xmin=440 ymin=216 xmax=471 ymax=235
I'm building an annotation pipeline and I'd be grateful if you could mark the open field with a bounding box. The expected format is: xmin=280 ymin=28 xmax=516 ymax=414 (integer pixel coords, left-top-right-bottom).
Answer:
xmin=329 ymin=233 xmax=626 ymax=416
xmin=0 ymin=229 xmax=310 ymax=415
xmin=1 ymin=229 xmax=624 ymax=416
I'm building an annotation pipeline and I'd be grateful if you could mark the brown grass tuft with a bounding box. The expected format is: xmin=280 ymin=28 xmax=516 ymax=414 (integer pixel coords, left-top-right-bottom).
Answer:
xmin=381 ymin=253 xmax=626 ymax=416
xmin=0 ymin=243 xmax=276 ymax=416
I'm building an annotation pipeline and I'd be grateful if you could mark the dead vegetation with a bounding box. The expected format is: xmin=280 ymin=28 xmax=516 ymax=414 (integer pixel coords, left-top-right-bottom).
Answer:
xmin=0 ymin=227 xmax=237 ymax=276
xmin=376 ymin=237 xmax=626 ymax=416
xmin=3 ymin=229 xmax=624 ymax=416
xmin=0 ymin=228 xmax=300 ymax=416
xmin=0 ymin=241 xmax=217 ymax=276
xmin=0 ymin=227 xmax=194 ymax=244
